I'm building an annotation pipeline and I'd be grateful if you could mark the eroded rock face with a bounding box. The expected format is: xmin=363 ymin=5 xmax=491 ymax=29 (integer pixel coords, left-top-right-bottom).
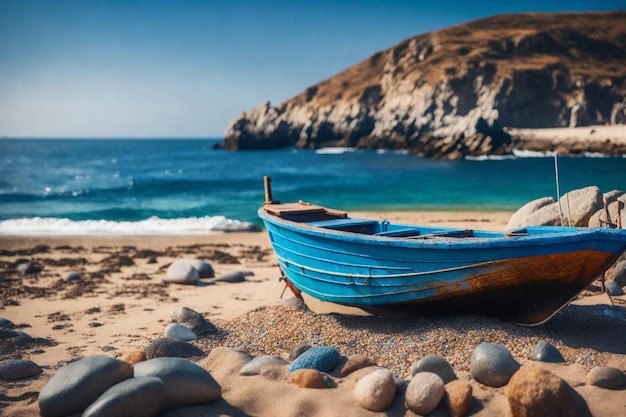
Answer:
xmin=224 ymin=12 xmax=626 ymax=159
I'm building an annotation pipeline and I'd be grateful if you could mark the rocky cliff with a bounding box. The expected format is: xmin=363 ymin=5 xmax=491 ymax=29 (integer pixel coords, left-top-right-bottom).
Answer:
xmin=223 ymin=12 xmax=626 ymax=159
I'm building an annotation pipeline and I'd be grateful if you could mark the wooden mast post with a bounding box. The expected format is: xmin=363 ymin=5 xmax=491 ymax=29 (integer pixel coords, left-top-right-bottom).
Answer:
xmin=264 ymin=176 xmax=274 ymax=205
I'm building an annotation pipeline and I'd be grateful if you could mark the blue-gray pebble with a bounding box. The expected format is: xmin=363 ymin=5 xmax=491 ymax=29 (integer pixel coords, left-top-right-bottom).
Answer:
xmin=82 ymin=376 xmax=166 ymax=417
xmin=0 ymin=317 xmax=15 ymax=329
xmin=470 ymin=342 xmax=520 ymax=387
xmin=606 ymin=280 xmax=625 ymax=296
xmin=0 ymin=359 xmax=42 ymax=380
xmin=529 ymin=341 xmax=565 ymax=363
xmin=410 ymin=354 xmax=457 ymax=383
xmin=288 ymin=346 xmax=340 ymax=373
xmin=164 ymin=323 xmax=198 ymax=341
xmin=133 ymin=357 xmax=221 ymax=409
xmin=38 ymin=355 xmax=133 ymax=417
xmin=144 ymin=337 xmax=205 ymax=359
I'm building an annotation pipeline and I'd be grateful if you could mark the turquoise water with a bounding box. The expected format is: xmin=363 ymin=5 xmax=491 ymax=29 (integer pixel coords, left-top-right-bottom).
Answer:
xmin=1 ymin=138 xmax=625 ymax=234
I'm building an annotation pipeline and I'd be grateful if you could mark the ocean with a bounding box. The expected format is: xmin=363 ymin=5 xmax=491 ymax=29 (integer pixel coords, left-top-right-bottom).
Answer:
xmin=1 ymin=138 xmax=625 ymax=235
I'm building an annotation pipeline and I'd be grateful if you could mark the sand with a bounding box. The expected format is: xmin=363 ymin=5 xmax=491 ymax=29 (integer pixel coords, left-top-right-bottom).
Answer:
xmin=1 ymin=210 xmax=625 ymax=417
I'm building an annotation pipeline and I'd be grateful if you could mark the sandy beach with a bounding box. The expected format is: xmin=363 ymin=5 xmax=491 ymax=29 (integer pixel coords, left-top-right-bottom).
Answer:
xmin=1 ymin=210 xmax=625 ymax=417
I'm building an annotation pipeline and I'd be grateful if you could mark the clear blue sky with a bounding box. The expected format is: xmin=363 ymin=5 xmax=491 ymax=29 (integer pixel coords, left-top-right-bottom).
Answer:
xmin=1 ymin=0 xmax=623 ymax=138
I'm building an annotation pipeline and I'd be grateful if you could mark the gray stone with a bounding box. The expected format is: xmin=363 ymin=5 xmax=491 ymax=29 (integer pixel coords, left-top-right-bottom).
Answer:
xmin=0 ymin=359 xmax=42 ymax=380
xmin=470 ymin=342 xmax=520 ymax=387
xmin=288 ymin=346 xmax=340 ymax=373
xmin=341 ymin=354 xmax=377 ymax=377
xmin=0 ymin=329 xmax=30 ymax=340
xmin=240 ymin=355 xmax=288 ymax=376
xmin=606 ymin=280 xmax=625 ymax=296
xmin=187 ymin=259 xmax=214 ymax=279
xmin=211 ymin=271 xmax=246 ymax=283
xmin=165 ymin=260 xmax=199 ymax=284
xmin=144 ymin=337 xmax=206 ymax=359
xmin=283 ymin=296 xmax=308 ymax=311
xmin=66 ymin=272 xmax=81 ymax=281
xmin=506 ymin=197 xmax=555 ymax=230
xmin=506 ymin=365 xmax=591 ymax=417
xmin=289 ymin=342 xmax=311 ymax=361
xmin=529 ymin=341 xmax=565 ymax=363
xmin=171 ymin=306 xmax=218 ymax=336
xmin=17 ymin=262 xmax=42 ymax=275
xmin=410 ymin=354 xmax=457 ymax=383
xmin=520 ymin=186 xmax=603 ymax=228
xmin=0 ymin=317 xmax=15 ymax=329
xmin=613 ymin=260 xmax=626 ymax=287
xmin=354 ymin=368 xmax=396 ymax=412
xmin=405 ymin=371 xmax=445 ymax=415
xmin=38 ymin=355 xmax=133 ymax=417
xmin=587 ymin=366 xmax=626 ymax=389
xmin=133 ymin=357 xmax=221 ymax=409
xmin=164 ymin=323 xmax=198 ymax=341
xmin=82 ymin=376 xmax=166 ymax=417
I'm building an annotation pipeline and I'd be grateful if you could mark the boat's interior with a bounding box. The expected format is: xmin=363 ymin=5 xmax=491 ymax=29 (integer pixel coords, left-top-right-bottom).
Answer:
xmin=263 ymin=202 xmax=518 ymax=239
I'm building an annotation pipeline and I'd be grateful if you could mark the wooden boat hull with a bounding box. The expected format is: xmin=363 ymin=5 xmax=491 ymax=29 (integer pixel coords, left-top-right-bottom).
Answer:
xmin=259 ymin=203 xmax=626 ymax=325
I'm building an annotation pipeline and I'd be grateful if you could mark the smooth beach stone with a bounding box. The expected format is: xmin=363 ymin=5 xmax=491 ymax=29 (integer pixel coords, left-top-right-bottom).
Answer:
xmin=283 ymin=296 xmax=308 ymax=311
xmin=165 ymin=260 xmax=199 ymax=284
xmin=144 ymin=337 xmax=206 ymax=359
xmin=0 ymin=317 xmax=15 ymax=329
xmin=0 ymin=359 xmax=42 ymax=380
xmin=506 ymin=365 xmax=591 ymax=417
xmin=38 ymin=355 xmax=133 ymax=417
xmin=66 ymin=272 xmax=81 ymax=281
xmin=133 ymin=357 xmax=221 ymax=409
xmin=82 ymin=376 xmax=166 ymax=417
xmin=17 ymin=261 xmax=42 ymax=274
xmin=612 ymin=260 xmax=626 ymax=287
xmin=289 ymin=368 xmax=326 ymax=389
xmin=353 ymin=368 xmax=396 ymax=412
xmin=164 ymin=323 xmax=198 ymax=341
xmin=470 ymin=342 xmax=520 ymax=387
xmin=171 ymin=306 xmax=219 ymax=336
xmin=405 ymin=371 xmax=445 ymax=415
xmin=444 ymin=379 xmax=473 ymax=417
xmin=410 ymin=354 xmax=457 ymax=383
xmin=211 ymin=271 xmax=246 ymax=283
xmin=586 ymin=366 xmax=626 ymax=389
xmin=240 ymin=355 xmax=288 ymax=376
xmin=122 ymin=350 xmax=147 ymax=365
xmin=529 ymin=341 xmax=565 ymax=363
xmin=288 ymin=346 xmax=341 ymax=373
xmin=187 ymin=259 xmax=214 ymax=278
xmin=341 ymin=354 xmax=377 ymax=377
xmin=289 ymin=342 xmax=311 ymax=361
xmin=605 ymin=280 xmax=625 ymax=296
xmin=506 ymin=197 xmax=555 ymax=230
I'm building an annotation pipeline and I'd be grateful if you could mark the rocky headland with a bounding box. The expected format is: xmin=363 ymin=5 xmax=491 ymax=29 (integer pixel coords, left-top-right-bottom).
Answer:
xmin=223 ymin=12 xmax=626 ymax=159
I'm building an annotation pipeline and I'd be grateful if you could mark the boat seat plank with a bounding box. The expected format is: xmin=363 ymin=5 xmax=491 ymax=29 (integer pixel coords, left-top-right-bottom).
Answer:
xmin=375 ymin=228 xmax=421 ymax=237
xmin=264 ymin=203 xmax=347 ymax=218
xmin=307 ymin=218 xmax=378 ymax=229
xmin=409 ymin=229 xmax=474 ymax=239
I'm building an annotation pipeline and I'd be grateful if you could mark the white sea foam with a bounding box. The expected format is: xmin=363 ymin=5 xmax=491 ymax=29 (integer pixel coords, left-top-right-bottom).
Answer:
xmin=511 ymin=149 xmax=557 ymax=157
xmin=0 ymin=216 xmax=257 ymax=236
xmin=315 ymin=147 xmax=356 ymax=154
xmin=465 ymin=154 xmax=517 ymax=161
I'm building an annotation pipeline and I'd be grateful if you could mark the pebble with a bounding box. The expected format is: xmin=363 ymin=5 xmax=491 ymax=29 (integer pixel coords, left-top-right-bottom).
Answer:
xmin=288 ymin=346 xmax=341 ymax=373
xmin=353 ymin=368 xmax=396 ymax=412
xmin=586 ymin=366 xmax=626 ymax=389
xmin=0 ymin=359 xmax=42 ymax=380
xmin=470 ymin=342 xmax=520 ymax=387
xmin=187 ymin=259 xmax=215 ymax=278
xmin=289 ymin=341 xmax=311 ymax=361
xmin=529 ymin=341 xmax=565 ymax=363
xmin=123 ymin=350 xmax=147 ymax=365
xmin=211 ymin=271 xmax=247 ymax=283
xmin=612 ymin=260 xmax=626 ymax=287
xmin=38 ymin=355 xmax=133 ymax=417
xmin=506 ymin=365 xmax=591 ymax=417
xmin=405 ymin=371 xmax=445 ymax=415
xmin=240 ymin=355 xmax=288 ymax=376
xmin=341 ymin=354 xmax=377 ymax=377
xmin=289 ymin=369 xmax=326 ymax=389
xmin=171 ymin=306 xmax=219 ymax=336
xmin=82 ymin=376 xmax=166 ymax=417
xmin=164 ymin=323 xmax=198 ymax=341
xmin=17 ymin=261 xmax=42 ymax=275
xmin=410 ymin=354 xmax=457 ymax=383
xmin=444 ymin=379 xmax=473 ymax=417
xmin=133 ymin=357 xmax=221 ymax=409
xmin=165 ymin=260 xmax=199 ymax=284
xmin=66 ymin=272 xmax=81 ymax=281
xmin=605 ymin=280 xmax=625 ymax=296
xmin=283 ymin=297 xmax=308 ymax=311
xmin=144 ymin=337 xmax=206 ymax=359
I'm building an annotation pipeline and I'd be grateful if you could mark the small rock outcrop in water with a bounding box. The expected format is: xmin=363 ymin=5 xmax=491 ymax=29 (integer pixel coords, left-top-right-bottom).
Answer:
xmin=224 ymin=12 xmax=626 ymax=159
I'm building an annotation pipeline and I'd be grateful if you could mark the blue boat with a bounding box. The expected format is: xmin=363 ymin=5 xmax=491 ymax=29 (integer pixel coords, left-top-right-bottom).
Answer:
xmin=258 ymin=177 xmax=626 ymax=325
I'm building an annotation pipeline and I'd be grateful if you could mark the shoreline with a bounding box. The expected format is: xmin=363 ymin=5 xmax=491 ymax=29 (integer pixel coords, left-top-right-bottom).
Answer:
xmin=1 ymin=210 xmax=625 ymax=417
